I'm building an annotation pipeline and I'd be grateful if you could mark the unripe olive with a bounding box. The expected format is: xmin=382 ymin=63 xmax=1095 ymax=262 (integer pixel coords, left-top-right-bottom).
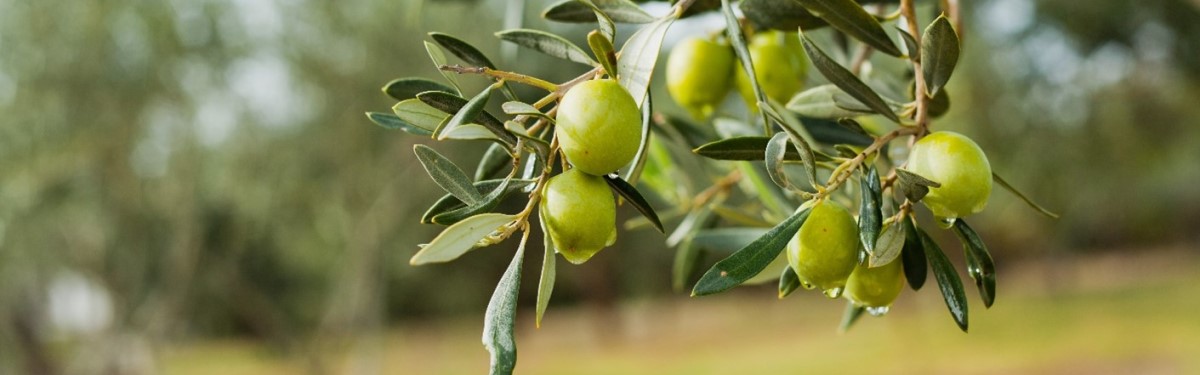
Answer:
xmin=666 ymin=37 xmax=735 ymax=119
xmin=539 ymin=169 xmax=617 ymax=264
xmin=787 ymin=200 xmax=859 ymax=296
xmin=734 ymin=31 xmax=808 ymax=108
xmin=556 ymin=79 xmax=642 ymax=176
xmin=844 ymin=257 xmax=905 ymax=309
xmin=906 ymin=131 xmax=992 ymax=220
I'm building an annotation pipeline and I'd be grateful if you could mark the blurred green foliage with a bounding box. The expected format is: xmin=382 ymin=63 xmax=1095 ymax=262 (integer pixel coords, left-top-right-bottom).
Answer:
xmin=0 ymin=0 xmax=1197 ymax=373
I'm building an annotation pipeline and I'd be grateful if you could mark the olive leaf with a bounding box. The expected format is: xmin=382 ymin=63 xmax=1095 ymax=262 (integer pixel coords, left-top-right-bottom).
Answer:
xmin=573 ymin=1 xmax=617 ymax=43
xmin=794 ymin=116 xmax=873 ymax=146
xmin=414 ymin=145 xmax=484 ymax=205
xmin=741 ymin=0 xmax=829 ymax=31
xmin=786 ymin=84 xmax=874 ymax=119
xmin=483 ymin=239 xmax=524 ymax=375
xmin=431 ymin=177 xmax=513 ymax=225
xmin=438 ymin=86 xmax=493 ymax=140
xmin=383 ymin=77 xmax=454 ymax=101
xmin=692 ymin=207 xmax=811 ymax=296
xmin=603 ymin=174 xmax=664 ymax=233
xmin=836 ymin=118 xmax=871 ymax=137
xmin=839 ymin=301 xmax=867 ymax=332
xmin=411 ymin=213 xmax=517 ymax=265
xmin=859 ymin=165 xmax=883 ymax=255
xmin=762 ymin=102 xmax=819 ymax=190
xmin=952 ymin=219 xmax=996 ymax=308
xmin=722 ymin=0 xmax=769 ymax=128
xmin=423 ymin=41 xmax=463 ymax=95
xmin=921 ymin=15 xmax=960 ymax=96
xmin=928 ymin=86 xmax=951 ymax=118
xmin=417 ymin=91 xmax=518 ymax=146
xmin=623 ymin=91 xmax=654 ymax=184
xmin=495 ymin=29 xmax=596 ymax=66
xmin=765 ymin=132 xmax=793 ymax=190
xmin=795 ymin=0 xmax=902 ymax=57
xmin=430 ymin=32 xmax=498 ymax=69
xmin=588 ymin=30 xmax=619 ymax=77
xmin=869 ymin=221 xmax=906 ymax=268
xmin=694 ymin=136 xmax=805 ymax=161
xmin=778 ymin=265 xmax=801 ymax=298
xmin=899 ymin=215 xmax=927 ymax=290
xmin=896 ymin=27 xmax=919 ymax=59
xmin=617 ymin=10 xmax=674 ymax=108
xmin=993 ymin=172 xmax=1060 ymax=219
xmin=500 ymin=101 xmax=548 ymax=119
xmin=422 ymin=179 xmax=535 ymax=224
xmin=920 ymin=227 xmax=969 ymax=332
xmin=541 ymin=0 xmax=654 ymax=24
xmin=475 ymin=144 xmax=513 ymax=181
xmin=366 ymin=112 xmax=433 ymax=136
xmin=393 ymin=98 xmax=448 ymax=133
xmin=799 ymin=33 xmax=901 ymax=123
xmin=536 ymin=216 xmax=557 ymax=327
xmin=895 ymin=168 xmax=941 ymax=202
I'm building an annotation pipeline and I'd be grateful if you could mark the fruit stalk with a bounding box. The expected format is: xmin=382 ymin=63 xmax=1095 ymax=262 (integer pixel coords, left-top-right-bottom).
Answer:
xmin=819 ymin=127 xmax=919 ymax=199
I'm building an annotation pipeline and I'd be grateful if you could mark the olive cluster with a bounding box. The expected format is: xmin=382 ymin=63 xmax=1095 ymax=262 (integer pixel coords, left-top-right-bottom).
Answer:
xmin=540 ymin=79 xmax=643 ymax=264
xmin=666 ymin=31 xmax=809 ymax=118
xmin=786 ymin=131 xmax=992 ymax=311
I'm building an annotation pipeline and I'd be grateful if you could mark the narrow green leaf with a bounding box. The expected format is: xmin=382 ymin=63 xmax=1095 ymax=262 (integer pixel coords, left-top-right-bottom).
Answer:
xmin=859 ymin=165 xmax=882 ymax=254
xmin=741 ymin=0 xmax=830 ymax=31
xmin=795 ymin=116 xmax=873 ymax=146
xmin=899 ymin=215 xmax=927 ymax=290
xmin=993 ymin=172 xmax=1060 ymax=219
xmin=616 ymin=11 xmax=675 ymax=108
xmin=393 ymin=98 xmax=449 ymax=133
xmin=692 ymin=207 xmax=811 ymax=296
xmin=482 ymin=238 xmax=524 ymax=375
xmin=896 ymin=27 xmax=918 ymax=59
xmin=869 ymin=222 xmax=906 ymax=267
xmin=366 ymin=112 xmax=433 ymax=136
xmin=536 ymin=216 xmax=557 ymax=327
xmin=437 ymin=86 xmax=494 ymax=140
xmin=738 ymin=162 xmax=795 ymax=219
xmin=541 ymin=0 xmax=655 ymax=24
xmin=795 ymin=0 xmax=902 ymax=56
xmin=762 ymin=103 xmax=819 ymax=189
xmin=839 ymin=301 xmax=867 ymax=332
xmin=921 ymin=227 xmax=969 ymax=332
xmin=588 ymin=29 xmax=619 ymax=77
xmin=574 ymin=1 xmax=616 ymax=43
xmin=921 ymin=15 xmax=960 ymax=96
xmin=799 ymin=34 xmax=901 ymax=123
xmin=928 ymin=86 xmax=951 ymax=118
xmin=723 ymin=0 xmax=768 ymax=124
xmin=423 ymin=41 xmax=463 ymax=95
xmin=432 ymin=178 xmax=513 ymax=225
xmin=895 ymin=168 xmax=941 ymax=202
xmin=421 ymin=179 xmax=534 ymax=224
xmin=411 ymin=213 xmax=517 ymax=265
xmin=778 ymin=265 xmax=801 ymax=298
xmin=694 ymin=136 xmax=803 ymax=161
xmin=430 ymin=32 xmax=498 ymax=69
xmin=496 ymin=29 xmax=595 ymax=66
xmin=765 ymin=132 xmax=792 ymax=190
xmin=603 ymin=175 xmax=664 ymax=233
xmin=746 ymin=253 xmax=790 ymax=285
xmin=475 ymin=144 xmax=513 ymax=181
xmin=417 ymin=91 xmax=518 ymax=146
xmin=952 ymin=219 xmax=996 ymax=308
xmin=623 ymin=91 xmax=654 ymax=184
xmin=500 ymin=101 xmax=547 ymax=118
xmin=441 ymin=124 xmax=503 ymax=142
xmin=836 ymin=118 xmax=871 ymax=137
xmin=786 ymin=84 xmax=874 ymax=119
xmin=414 ymin=145 xmax=483 ymax=205
xmin=667 ymin=202 xmax=713 ymax=247
xmin=383 ymin=77 xmax=454 ymax=101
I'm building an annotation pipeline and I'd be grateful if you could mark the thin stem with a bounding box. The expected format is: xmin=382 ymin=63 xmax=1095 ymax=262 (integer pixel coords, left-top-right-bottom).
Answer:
xmin=440 ymin=64 xmax=559 ymax=92
xmin=900 ymin=0 xmax=931 ymax=137
xmin=818 ymin=127 xmax=918 ymax=199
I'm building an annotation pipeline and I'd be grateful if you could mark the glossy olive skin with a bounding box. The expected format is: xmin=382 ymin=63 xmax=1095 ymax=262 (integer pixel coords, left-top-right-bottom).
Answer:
xmin=666 ymin=37 xmax=735 ymax=119
xmin=787 ymin=200 xmax=860 ymax=295
xmin=906 ymin=131 xmax=992 ymax=219
xmin=539 ymin=169 xmax=617 ymax=264
xmin=556 ymin=79 xmax=642 ymax=176
xmin=845 ymin=257 xmax=905 ymax=308
xmin=734 ymin=31 xmax=808 ymax=108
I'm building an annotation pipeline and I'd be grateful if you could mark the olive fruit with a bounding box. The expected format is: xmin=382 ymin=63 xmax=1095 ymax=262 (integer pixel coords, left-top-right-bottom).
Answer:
xmin=666 ymin=37 xmax=735 ymax=119
xmin=734 ymin=31 xmax=808 ymax=108
xmin=539 ymin=169 xmax=617 ymax=264
xmin=786 ymin=200 xmax=860 ymax=297
xmin=906 ymin=131 xmax=992 ymax=221
xmin=556 ymin=79 xmax=642 ymax=176
xmin=844 ymin=257 xmax=905 ymax=310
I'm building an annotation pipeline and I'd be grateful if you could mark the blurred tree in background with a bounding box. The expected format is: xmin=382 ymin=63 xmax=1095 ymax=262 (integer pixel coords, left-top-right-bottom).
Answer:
xmin=0 ymin=0 xmax=1197 ymax=373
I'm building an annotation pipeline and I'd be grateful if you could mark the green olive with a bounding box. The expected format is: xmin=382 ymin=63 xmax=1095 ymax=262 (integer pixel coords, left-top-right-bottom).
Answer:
xmin=734 ymin=31 xmax=808 ymax=108
xmin=539 ymin=169 xmax=617 ymax=264
xmin=906 ymin=131 xmax=992 ymax=220
xmin=556 ymin=79 xmax=642 ymax=176
xmin=787 ymin=200 xmax=859 ymax=296
xmin=666 ymin=37 xmax=735 ymax=119
xmin=844 ymin=257 xmax=905 ymax=309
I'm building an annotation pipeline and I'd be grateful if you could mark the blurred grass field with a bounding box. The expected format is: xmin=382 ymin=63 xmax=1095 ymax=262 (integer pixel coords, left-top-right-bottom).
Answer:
xmin=163 ymin=249 xmax=1200 ymax=375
